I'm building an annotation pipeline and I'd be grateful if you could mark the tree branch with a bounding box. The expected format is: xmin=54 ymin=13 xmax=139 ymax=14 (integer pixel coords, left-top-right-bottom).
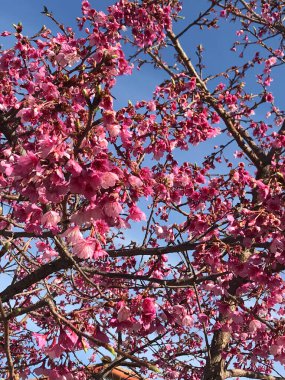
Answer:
xmin=226 ymin=368 xmax=285 ymax=380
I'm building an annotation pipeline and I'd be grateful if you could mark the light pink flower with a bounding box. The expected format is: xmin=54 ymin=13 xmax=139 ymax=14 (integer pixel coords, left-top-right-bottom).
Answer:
xmin=45 ymin=338 xmax=64 ymax=359
xmin=182 ymin=315 xmax=194 ymax=327
xmin=129 ymin=175 xmax=143 ymax=188
xmin=107 ymin=124 xmax=120 ymax=137
xmin=66 ymin=159 xmax=82 ymax=176
xmin=16 ymin=107 xmax=39 ymax=123
xmin=73 ymin=237 xmax=95 ymax=259
xmin=265 ymin=57 xmax=277 ymax=67
xmin=61 ymin=226 xmax=83 ymax=245
xmin=103 ymin=201 xmax=122 ymax=217
xmin=101 ymin=172 xmax=119 ymax=189
xmin=117 ymin=303 xmax=131 ymax=322
xmin=41 ymin=211 xmax=61 ymax=229
xmin=55 ymin=44 xmax=79 ymax=67
xmin=172 ymin=305 xmax=193 ymax=327
xmin=249 ymin=319 xmax=262 ymax=332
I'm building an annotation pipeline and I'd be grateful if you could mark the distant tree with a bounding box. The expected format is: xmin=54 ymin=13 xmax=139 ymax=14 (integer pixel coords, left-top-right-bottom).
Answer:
xmin=0 ymin=1 xmax=285 ymax=379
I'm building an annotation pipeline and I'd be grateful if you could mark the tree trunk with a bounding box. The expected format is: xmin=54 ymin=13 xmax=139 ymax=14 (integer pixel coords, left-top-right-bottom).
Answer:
xmin=202 ymin=329 xmax=230 ymax=380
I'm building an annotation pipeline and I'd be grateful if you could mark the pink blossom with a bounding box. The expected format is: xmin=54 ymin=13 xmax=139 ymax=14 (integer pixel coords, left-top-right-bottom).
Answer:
xmin=61 ymin=226 xmax=84 ymax=245
xmin=172 ymin=305 xmax=193 ymax=327
xmin=0 ymin=31 xmax=11 ymax=37
xmin=147 ymin=101 xmax=156 ymax=111
xmin=103 ymin=201 xmax=122 ymax=217
xmin=265 ymin=92 xmax=274 ymax=102
xmin=38 ymin=137 xmax=55 ymax=158
xmin=265 ymin=57 xmax=277 ymax=67
xmin=270 ymin=344 xmax=282 ymax=356
xmin=186 ymin=77 xmax=196 ymax=91
xmin=45 ymin=339 xmax=64 ymax=359
xmin=41 ymin=211 xmax=61 ymax=229
xmin=33 ymin=333 xmax=47 ymax=349
xmin=249 ymin=319 xmax=262 ymax=332
xmin=167 ymin=370 xmax=180 ymax=379
xmin=274 ymin=49 xmax=284 ymax=57
xmin=94 ymin=327 xmax=110 ymax=344
xmin=66 ymin=159 xmax=82 ymax=176
xmin=141 ymin=298 xmax=156 ymax=328
xmin=58 ymin=329 xmax=78 ymax=351
xmin=129 ymin=175 xmax=143 ymax=188
xmin=41 ymin=82 xmax=60 ymax=100
xmin=16 ymin=107 xmax=39 ymax=123
xmin=255 ymin=180 xmax=270 ymax=200
xmin=154 ymin=224 xmax=174 ymax=241
xmin=100 ymin=172 xmax=119 ymax=189
xmin=93 ymin=239 xmax=107 ymax=259
xmin=73 ymin=237 xmax=95 ymax=259
xmin=12 ymin=151 xmax=39 ymax=176
xmin=55 ymin=44 xmax=80 ymax=67
xmin=234 ymin=150 xmax=244 ymax=158
xmin=128 ymin=205 xmax=146 ymax=221
xmin=117 ymin=303 xmax=131 ymax=322
xmin=107 ymin=124 xmax=120 ymax=137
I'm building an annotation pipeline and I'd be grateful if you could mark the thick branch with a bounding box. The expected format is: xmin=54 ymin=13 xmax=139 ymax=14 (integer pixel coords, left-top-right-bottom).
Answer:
xmin=226 ymin=368 xmax=285 ymax=380
xmin=0 ymin=298 xmax=15 ymax=379
xmin=0 ymin=237 xmax=268 ymax=303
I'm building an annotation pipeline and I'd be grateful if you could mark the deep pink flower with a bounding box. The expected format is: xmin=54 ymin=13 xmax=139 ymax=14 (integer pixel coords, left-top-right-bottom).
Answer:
xmin=265 ymin=92 xmax=274 ymax=102
xmin=16 ymin=107 xmax=39 ymax=123
xmin=141 ymin=298 xmax=156 ymax=328
xmin=33 ymin=333 xmax=47 ymax=349
xmin=58 ymin=329 xmax=78 ymax=351
xmin=41 ymin=82 xmax=60 ymax=100
xmin=94 ymin=327 xmax=110 ymax=344
xmin=128 ymin=205 xmax=146 ymax=221
xmin=12 ymin=151 xmax=39 ymax=176
xmin=93 ymin=239 xmax=107 ymax=259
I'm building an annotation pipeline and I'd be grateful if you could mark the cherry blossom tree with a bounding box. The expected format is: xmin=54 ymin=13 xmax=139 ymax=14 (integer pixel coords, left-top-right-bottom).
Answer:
xmin=0 ymin=1 xmax=285 ymax=379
